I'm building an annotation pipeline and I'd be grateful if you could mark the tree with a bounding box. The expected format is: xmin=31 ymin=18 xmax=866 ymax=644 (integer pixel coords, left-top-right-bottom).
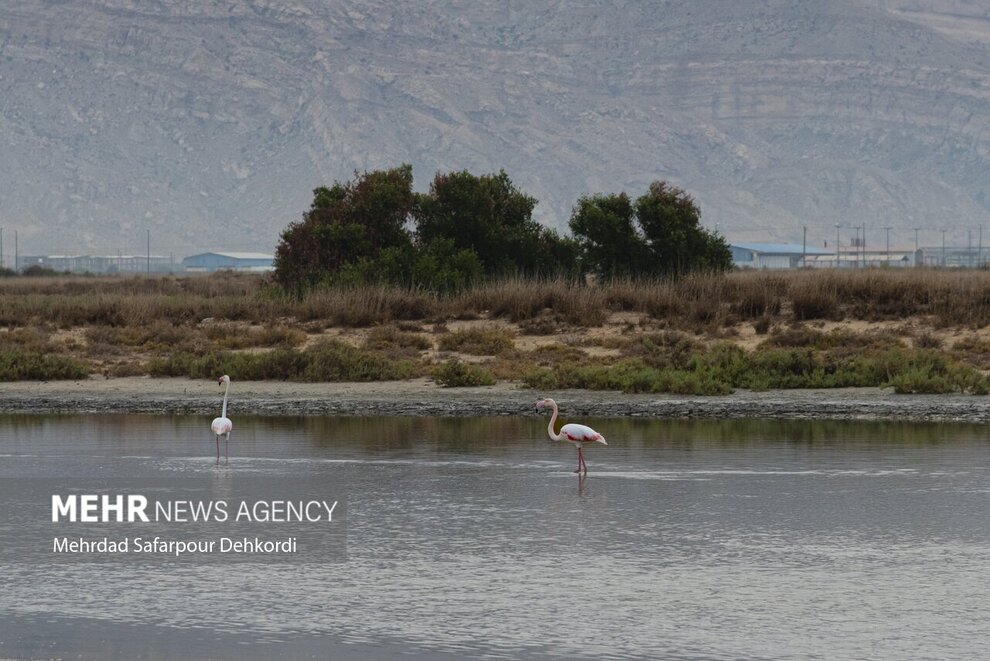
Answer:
xmin=414 ymin=170 xmax=570 ymax=277
xmin=274 ymin=167 xmax=728 ymax=293
xmin=273 ymin=165 xmax=415 ymax=291
xmin=635 ymin=181 xmax=731 ymax=276
xmin=569 ymin=182 xmax=731 ymax=279
xmin=530 ymin=227 xmax=582 ymax=278
xmin=568 ymin=193 xmax=649 ymax=278
xmin=410 ymin=238 xmax=485 ymax=293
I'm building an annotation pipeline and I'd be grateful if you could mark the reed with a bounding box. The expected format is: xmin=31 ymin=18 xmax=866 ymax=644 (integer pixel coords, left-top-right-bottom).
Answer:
xmin=3 ymin=269 xmax=990 ymax=387
xmin=5 ymin=268 xmax=990 ymax=330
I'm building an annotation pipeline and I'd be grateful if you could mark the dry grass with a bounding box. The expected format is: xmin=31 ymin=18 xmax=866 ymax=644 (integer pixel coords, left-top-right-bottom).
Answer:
xmin=6 ymin=268 xmax=990 ymax=330
xmin=362 ymin=325 xmax=433 ymax=359
xmin=950 ymin=336 xmax=990 ymax=369
xmin=4 ymin=269 xmax=990 ymax=387
xmin=437 ymin=327 xmax=516 ymax=355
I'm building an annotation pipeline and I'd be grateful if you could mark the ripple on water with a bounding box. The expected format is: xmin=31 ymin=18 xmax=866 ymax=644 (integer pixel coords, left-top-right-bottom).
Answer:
xmin=1 ymin=414 xmax=989 ymax=659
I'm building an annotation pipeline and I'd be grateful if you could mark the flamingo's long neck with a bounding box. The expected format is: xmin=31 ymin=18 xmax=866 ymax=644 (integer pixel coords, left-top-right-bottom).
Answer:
xmin=547 ymin=402 xmax=563 ymax=441
xmin=221 ymin=383 xmax=229 ymax=419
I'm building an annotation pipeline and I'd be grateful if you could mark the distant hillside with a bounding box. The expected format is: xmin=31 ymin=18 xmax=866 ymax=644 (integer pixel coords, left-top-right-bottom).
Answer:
xmin=1 ymin=0 xmax=988 ymax=256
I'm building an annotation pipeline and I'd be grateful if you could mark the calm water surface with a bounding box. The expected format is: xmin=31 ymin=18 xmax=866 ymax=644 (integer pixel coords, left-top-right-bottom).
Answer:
xmin=1 ymin=415 xmax=989 ymax=660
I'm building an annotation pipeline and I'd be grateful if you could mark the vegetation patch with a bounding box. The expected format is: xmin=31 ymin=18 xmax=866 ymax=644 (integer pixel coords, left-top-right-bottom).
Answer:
xmin=950 ymin=336 xmax=990 ymax=369
xmin=204 ymin=323 xmax=307 ymax=350
xmin=437 ymin=327 xmax=515 ymax=355
xmin=761 ymin=326 xmax=902 ymax=351
xmin=432 ymin=360 xmax=496 ymax=387
xmin=517 ymin=313 xmax=565 ymax=335
xmin=363 ymin=325 xmax=433 ymax=355
xmin=523 ymin=345 xmax=988 ymax=396
xmin=147 ymin=340 xmax=416 ymax=382
xmin=0 ymin=346 xmax=89 ymax=381
xmin=4 ymin=270 xmax=990 ymax=392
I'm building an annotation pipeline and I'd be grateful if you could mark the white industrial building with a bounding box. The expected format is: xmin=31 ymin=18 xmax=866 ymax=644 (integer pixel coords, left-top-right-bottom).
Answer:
xmin=731 ymin=242 xmax=921 ymax=269
xmin=18 ymin=254 xmax=176 ymax=273
xmin=730 ymin=243 xmax=832 ymax=269
xmin=182 ymin=252 xmax=275 ymax=272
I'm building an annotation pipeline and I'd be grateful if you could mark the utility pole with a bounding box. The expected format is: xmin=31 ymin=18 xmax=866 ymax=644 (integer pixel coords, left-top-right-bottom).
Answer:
xmin=942 ymin=229 xmax=947 ymax=267
xmin=914 ymin=227 xmax=920 ymax=266
xmin=862 ymin=222 xmax=867 ymax=268
xmin=853 ymin=226 xmax=860 ymax=268
xmin=883 ymin=226 xmax=892 ymax=266
xmin=969 ymin=228 xmax=973 ymax=268
xmin=980 ymin=226 xmax=984 ymax=268
xmin=146 ymin=229 xmax=151 ymax=274
xmin=14 ymin=230 xmax=18 ymax=274
xmin=802 ymin=225 xmax=807 ymax=268
xmin=835 ymin=223 xmax=841 ymax=268
xmin=0 ymin=227 xmax=3 ymax=268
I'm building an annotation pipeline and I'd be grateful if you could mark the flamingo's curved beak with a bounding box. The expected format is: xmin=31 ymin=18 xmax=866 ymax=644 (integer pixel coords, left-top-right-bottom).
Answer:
xmin=536 ymin=399 xmax=545 ymax=411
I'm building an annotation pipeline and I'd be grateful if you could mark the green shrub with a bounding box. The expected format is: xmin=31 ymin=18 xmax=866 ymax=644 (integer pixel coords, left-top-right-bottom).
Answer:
xmin=518 ymin=343 xmax=989 ymax=396
xmin=147 ymin=341 xmax=415 ymax=382
xmin=304 ymin=341 xmax=416 ymax=381
xmin=890 ymin=369 xmax=955 ymax=394
xmin=521 ymin=368 xmax=559 ymax=390
xmin=628 ymin=331 xmax=701 ymax=370
xmin=0 ymin=347 xmax=89 ymax=381
xmin=432 ymin=360 xmax=496 ymax=387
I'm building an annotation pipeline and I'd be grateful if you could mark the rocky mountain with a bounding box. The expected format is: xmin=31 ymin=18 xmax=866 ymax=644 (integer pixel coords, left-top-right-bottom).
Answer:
xmin=1 ymin=0 xmax=989 ymax=257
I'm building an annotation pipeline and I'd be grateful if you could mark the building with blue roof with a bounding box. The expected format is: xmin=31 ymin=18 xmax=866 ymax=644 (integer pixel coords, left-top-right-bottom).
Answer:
xmin=730 ymin=243 xmax=833 ymax=269
xmin=182 ymin=252 xmax=274 ymax=272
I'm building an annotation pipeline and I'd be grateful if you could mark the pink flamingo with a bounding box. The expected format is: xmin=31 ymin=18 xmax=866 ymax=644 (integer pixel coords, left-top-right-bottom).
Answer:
xmin=211 ymin=375 xmax=233 ymax=460
xmin=537 ymin=398 xmax=607 ymax=474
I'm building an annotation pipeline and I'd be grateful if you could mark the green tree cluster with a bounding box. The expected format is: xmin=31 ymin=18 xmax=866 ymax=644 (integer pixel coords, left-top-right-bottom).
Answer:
xmin=569 ymin=182 xmax=731 ymax=278
xmin=273 ymin=165 xmax=416 ymax=292
xmin=274 ymin=166 xmax=576 ymax=292
xmin=273 ymin=166 xmax=730 ymax=292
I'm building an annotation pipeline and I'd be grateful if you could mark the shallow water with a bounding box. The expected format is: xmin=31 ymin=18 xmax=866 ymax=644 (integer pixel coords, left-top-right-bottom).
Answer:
xmin=1 ymin=415 xmax=989 ymax=659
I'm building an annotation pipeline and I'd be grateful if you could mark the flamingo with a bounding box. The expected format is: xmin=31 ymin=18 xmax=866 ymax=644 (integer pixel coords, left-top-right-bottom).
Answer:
xmin=536 ymin=398 xmax=607 ymax=474
xmin=211 ymin=375 xmax=233 ymax=460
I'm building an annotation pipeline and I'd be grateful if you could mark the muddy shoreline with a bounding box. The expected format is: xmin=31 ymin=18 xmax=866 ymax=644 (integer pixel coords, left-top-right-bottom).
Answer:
xmin=0 ymin=377 xmax=988 ymax=421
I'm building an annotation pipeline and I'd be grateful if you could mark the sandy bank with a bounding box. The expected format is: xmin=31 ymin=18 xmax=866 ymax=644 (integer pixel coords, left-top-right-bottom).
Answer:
xmin=1 ymin=377 xmax=989 ymax=421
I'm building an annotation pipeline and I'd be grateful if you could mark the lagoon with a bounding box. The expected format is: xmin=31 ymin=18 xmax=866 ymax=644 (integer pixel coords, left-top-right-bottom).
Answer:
xmin=1 ymin=414 xmax=989 ymax=659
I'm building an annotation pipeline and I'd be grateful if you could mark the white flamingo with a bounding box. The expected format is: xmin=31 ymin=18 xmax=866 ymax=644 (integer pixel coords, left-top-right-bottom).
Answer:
xmin=537 ymin=398 xmax=607 ymax=474
xmin=211 ymin=375 xmax=233 ymax=460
